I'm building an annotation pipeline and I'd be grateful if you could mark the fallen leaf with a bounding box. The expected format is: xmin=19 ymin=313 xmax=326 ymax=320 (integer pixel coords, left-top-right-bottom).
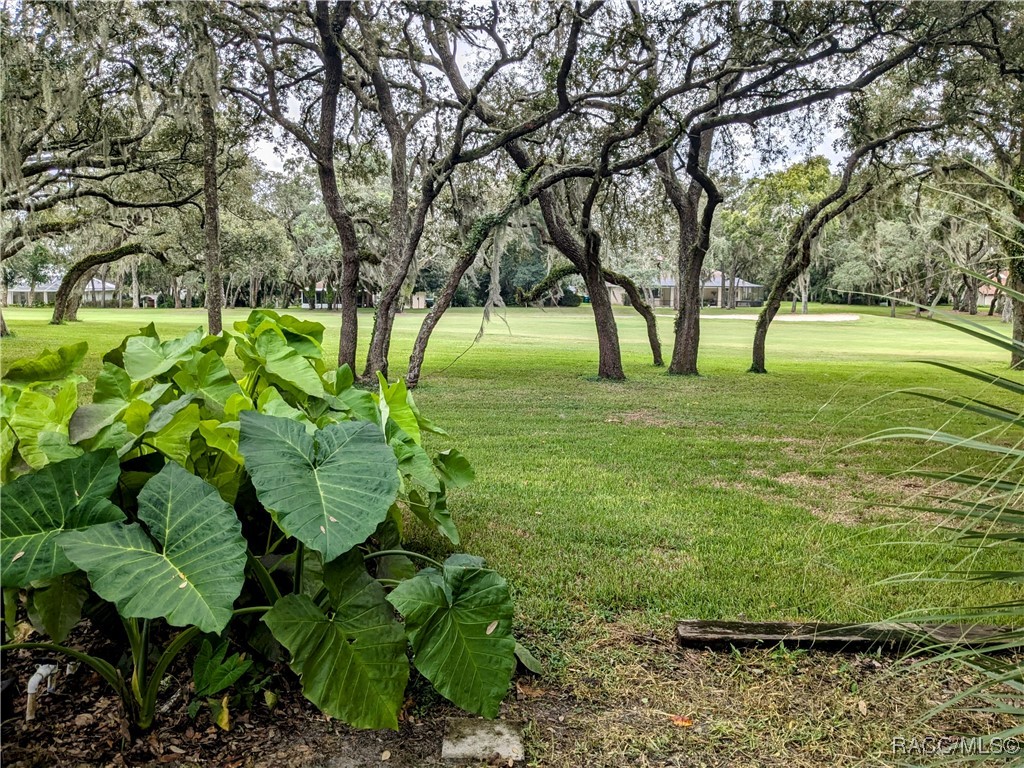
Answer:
xmin=516 ymin=681 xmax=545 ymax=698
xmin=670 ymin=715 xmax=694 ymax=728
xmin=380 ymin=750 xmax=391 ymax=761
xmin=857 ymin=700 xmax=868 ymax=715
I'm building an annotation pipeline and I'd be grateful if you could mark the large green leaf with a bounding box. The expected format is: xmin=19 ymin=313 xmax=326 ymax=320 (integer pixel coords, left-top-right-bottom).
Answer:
xmin=435 ymin=449 xmax=475 ymax=489
xmin=103 ymin=322 xmax=159 ymax=367
xmin=388 ymin=424 xmax=440 ymax=493
xmin=235 ymin=310 xmax=325 ymax=359
xmin=0 ymin=451 xmax=123 ymax=587
xmin=2 ymin=342 xmax=87 ymax=385
xmin=173 ymin=351 xmax=245 ymax=416
xmin=326 ymin=365 xmax=379 ymax=422
xmin=1 ymin=422 xmax=16 ymax=481
xmin=147 ymin=402 xmax=200 ymax=466
xmin=255 ymin=330 xmax=324 ymax=399
xmin=28 ymin=573 xmax=89 ymax=643
xmin=376 ymin=374 xmax=420 ymax=444
xmin=262 ymin=550 xmax=408 ymax=729
xmin=238 ymin=412 xmax=399 ymax=560
xmin=387 ymin=555 xmax=515 ymax=718
xmin=60 ymin=462 xmax=247 ymax=633
xmin=8 ymin=380 xmax=81 ymax=469
xmin=69 ymin=365 xmax=135 ymax=444
xmin=123 ymin=328 xmax=204 ymax=381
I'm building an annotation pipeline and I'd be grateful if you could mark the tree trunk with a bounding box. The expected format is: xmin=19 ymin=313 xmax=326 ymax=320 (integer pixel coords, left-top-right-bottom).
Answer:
xmin=408 ymin=201 xmax=529 ymax=387
xmin=0 ymin=307 xmax=8 ymax=336
xmin=65 ymin=267 xmax=97 ymax=322
xmin=0 ymin=267 xmax=7 ymax=307
xmin=173 ymin=276 xmax=182 ymax=308
xmin=607 ymin=271 xmax=662 ymax=367
xmin=1009 ymin=206 xmax=1023 ymax=367
xmin=670 ymin=254 xmax=703 ymax=375
xmin=751 ymin=290 xmax=784 ymax=375
xmin=99 ymin=264 xmax=108 ymax=308
xmin=751 ymin=238 xmax=814 ymax=374
xmin=51 ymin=243 xmax=150 ymax=324
xmin=407 ymin=251 xmax=476 ymax=388
xmin=362 ymin=136 xmax=411 ymax=381
xmin=28 ymin=280 xmax=36 ymax=307
xmin=312 ymin=5 xmax=360 ymax=370
xmin=581 ymin=263 xmax=625 ymax=380
xmin=963 ymin=274 xmax=979 ymax=316
xmin=200 ymin=92 xmax=224 ymax=334
xmin=131 ymin=260 xmax=140 ymax=309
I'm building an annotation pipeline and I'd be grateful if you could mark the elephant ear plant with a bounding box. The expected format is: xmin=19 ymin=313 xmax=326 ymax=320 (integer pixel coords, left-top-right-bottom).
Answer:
xmin=1 ymin=311 xmax=520 ymax=732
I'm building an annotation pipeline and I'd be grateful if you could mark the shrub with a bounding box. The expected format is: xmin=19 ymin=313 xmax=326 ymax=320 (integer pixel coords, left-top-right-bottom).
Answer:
xmin=1 ymin=310 xmax=520 ymax=731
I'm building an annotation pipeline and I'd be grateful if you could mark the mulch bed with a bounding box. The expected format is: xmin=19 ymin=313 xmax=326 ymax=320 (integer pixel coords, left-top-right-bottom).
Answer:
xmin=0 ymin=621 xmax=452 ymax=768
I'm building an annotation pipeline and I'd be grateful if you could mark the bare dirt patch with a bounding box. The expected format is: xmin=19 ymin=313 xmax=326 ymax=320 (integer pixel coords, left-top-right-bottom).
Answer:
xmin=508 ymin=617 xmax=1014 ymax=768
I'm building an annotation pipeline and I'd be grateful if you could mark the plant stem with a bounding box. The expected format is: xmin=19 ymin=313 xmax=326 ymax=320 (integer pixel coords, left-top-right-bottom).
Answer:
xmin=294 ymin=542 xmax=305 ymax=595
xmin=123 ymin=617 xmax=145 ymax=706
xmin=246 ymin=550 xmax=282 ymax=603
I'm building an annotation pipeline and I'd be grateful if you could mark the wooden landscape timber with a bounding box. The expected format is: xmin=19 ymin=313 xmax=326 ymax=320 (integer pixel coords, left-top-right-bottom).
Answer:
xmin=676 ymin=620 xmax=1016 ymax=654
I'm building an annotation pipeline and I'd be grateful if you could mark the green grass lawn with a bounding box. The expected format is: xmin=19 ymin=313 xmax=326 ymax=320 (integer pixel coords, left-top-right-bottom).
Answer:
xmin=1 ymin=304 xmax=1018 ymax=636
xmin=4 ymin=303 xmax=1021 ymax=765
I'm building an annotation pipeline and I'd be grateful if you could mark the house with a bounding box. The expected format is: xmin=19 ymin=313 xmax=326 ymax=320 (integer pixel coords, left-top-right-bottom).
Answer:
xmin=978 ymin=270 xmax=1009 ymax=308
xmin=6 ymin=277 xmax=116 ymax=306
xmin=701 ymin=270 xmax=764 ymax=307
xmin=654 ymin=274 xmax=677 ymax=308
xmin=302 ymin=280 xmax=376 ymax=309
xmin=590 ymin=270 xmax=764 ymax=308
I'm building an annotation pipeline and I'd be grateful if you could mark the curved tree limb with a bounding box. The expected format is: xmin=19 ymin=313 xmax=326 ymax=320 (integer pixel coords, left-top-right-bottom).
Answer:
xmin=50 ymin=242 xmax=165 ymax=325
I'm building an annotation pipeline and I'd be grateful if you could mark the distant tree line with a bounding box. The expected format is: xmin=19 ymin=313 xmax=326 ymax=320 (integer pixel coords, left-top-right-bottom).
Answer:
xmin=2 ymin=2 xmax=1021 ymax=372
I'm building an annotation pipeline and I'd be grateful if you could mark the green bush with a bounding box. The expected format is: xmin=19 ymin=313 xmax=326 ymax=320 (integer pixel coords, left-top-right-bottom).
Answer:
xmin=0 ymin=310 xmax=520 ymax=731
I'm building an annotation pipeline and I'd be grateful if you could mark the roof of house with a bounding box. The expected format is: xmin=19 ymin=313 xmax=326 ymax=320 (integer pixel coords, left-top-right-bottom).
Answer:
xmin=8 ymin=277 xmax=116 ymax=292
xmin=979 ymin=270 xmax=1009 ymax=295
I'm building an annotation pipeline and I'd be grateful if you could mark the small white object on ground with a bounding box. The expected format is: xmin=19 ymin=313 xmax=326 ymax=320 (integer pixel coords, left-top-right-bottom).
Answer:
xmin=441 ymin=718 xmax=525 ymax=762
xmin=25 ymin=663 xmax=58 ymax=721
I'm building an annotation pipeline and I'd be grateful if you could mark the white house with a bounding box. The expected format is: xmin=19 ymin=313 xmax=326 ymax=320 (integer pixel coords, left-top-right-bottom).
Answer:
xmin=6 ymin=277 xmax=117 ymax=306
